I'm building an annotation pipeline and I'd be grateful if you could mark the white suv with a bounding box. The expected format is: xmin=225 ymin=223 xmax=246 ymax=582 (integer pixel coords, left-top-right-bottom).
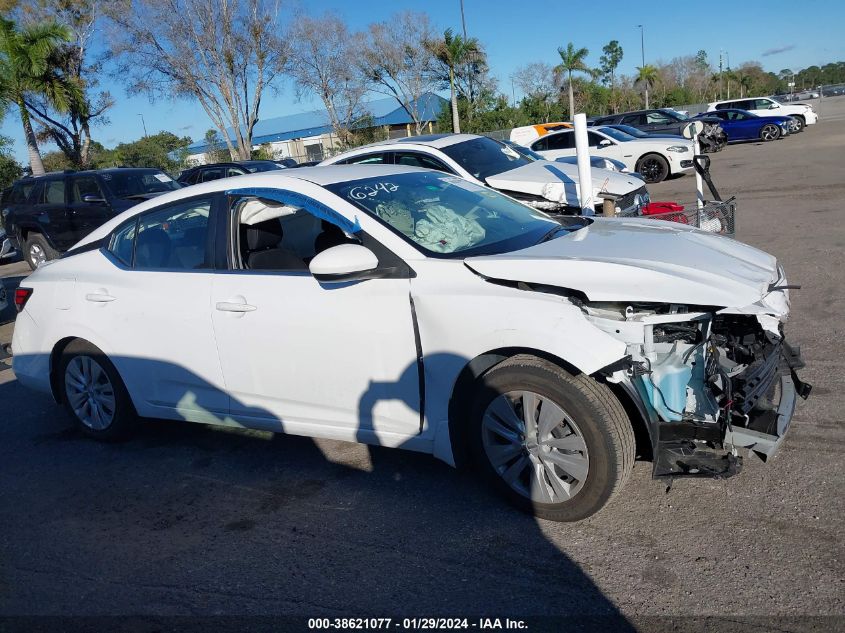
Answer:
xmin=707 ymin=97 xmax=818 ymax=131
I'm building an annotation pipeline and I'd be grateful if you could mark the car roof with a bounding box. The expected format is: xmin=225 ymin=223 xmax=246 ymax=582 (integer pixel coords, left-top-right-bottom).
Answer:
xmin=347 ymin=133 xmax=483 ymax=152
xmin=14 ymin=167 xmax=162 ymax=183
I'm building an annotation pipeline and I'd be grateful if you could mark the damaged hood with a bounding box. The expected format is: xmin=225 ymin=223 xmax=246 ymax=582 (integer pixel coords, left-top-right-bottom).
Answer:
xmin=465 ymin=217 xmax=780 ymax=308
xmin=484 ymin=160 xmax=642 ymax=204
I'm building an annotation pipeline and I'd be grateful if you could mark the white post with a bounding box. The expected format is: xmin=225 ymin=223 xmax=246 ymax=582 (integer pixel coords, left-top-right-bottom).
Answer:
xmin=693 ymin=131 xmax=705 ymax=210
xmin=573 ymin=113 xmax=594 ymax=216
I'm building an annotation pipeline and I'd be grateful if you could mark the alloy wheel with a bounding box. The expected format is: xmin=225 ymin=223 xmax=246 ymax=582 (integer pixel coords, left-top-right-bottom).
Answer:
xmin=29 ymin=243 xmax=46 ymax=267
xmin=64 ymin=355 xmax=117 ymax=431
xmin=761 ymin=124 xmax=779 ymax=141
xmin=481 ymin=390 xmax=589 ymax=504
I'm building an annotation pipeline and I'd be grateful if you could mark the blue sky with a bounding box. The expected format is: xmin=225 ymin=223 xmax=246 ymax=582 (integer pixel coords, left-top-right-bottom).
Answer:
xmin=3 ymin=0 xmax=842 ymax=163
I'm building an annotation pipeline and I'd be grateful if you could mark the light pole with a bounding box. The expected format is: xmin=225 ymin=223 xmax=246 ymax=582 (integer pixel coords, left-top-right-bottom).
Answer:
xmin=138 ymin=113 xmax=148 ymax=138
xmin=637 ymin=24 xmax=645 ymax=68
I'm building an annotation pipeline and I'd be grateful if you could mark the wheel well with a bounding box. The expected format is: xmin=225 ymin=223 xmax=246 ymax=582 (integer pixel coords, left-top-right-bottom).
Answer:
xmin=636 ymin=152 xmax=667 ymax=169
xmin=793 ymin=114 xmax=805 ymax=123
xmin=446 ymin=348 xmax=583 ymax=468
xmin=49 ymin=336 xmax=81 ymax=403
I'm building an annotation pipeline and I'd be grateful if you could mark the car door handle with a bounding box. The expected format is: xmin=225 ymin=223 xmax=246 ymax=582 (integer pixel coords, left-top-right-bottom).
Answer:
xmin=85 ymin=293 xmax=116 ymax=303
xmin=215 ymin=301 xmax=257 ymax=313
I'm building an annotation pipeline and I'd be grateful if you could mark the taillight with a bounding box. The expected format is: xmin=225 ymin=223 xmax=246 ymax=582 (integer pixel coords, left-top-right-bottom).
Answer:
xmin=14 ymin=287 xmax=32 ymax=312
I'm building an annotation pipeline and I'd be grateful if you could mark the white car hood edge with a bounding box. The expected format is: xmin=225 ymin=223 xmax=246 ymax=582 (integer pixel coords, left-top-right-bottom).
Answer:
xmin=464 ymin=217 xmax=781 ymax=309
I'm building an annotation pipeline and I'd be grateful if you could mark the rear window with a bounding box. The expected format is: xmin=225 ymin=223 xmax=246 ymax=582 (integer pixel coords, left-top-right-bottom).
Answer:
xmin=100 ymin=171 xmax=180 ymax=198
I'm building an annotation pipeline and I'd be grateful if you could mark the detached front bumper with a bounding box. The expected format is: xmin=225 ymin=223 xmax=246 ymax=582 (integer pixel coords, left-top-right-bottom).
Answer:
xmin=0 ymin=230 xmax=15 ymax=259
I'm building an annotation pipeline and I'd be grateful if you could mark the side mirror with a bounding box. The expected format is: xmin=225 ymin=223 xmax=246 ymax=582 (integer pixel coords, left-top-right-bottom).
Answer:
xmin=309 ymin=244 xmax=380 ymax=283
xmin=82 ymin=194 xmax=106 ymax=204
xmin=682 ymin=120 xmax=705 ymax=139
xmin=597 ymin=139 xmax=612 ymax=148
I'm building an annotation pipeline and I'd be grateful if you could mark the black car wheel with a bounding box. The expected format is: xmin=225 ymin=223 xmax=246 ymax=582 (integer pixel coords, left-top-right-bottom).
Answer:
xmin=636 ymin=154 xmax=670 ymax=183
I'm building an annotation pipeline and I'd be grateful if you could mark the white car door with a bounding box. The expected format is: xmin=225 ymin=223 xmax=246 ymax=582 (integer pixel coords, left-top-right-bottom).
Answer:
xmin=79 ymin=194 xmax=229 ymax=421
xmin=210 ymin=194 xmax=422 ymax=445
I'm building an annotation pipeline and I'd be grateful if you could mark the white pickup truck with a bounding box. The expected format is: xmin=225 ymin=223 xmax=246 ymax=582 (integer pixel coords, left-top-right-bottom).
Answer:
xmin=707 ymin=96 xmax=818 ymax=132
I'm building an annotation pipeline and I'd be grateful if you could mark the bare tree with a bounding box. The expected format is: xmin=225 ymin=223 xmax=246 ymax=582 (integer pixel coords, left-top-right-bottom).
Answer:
xmin=358 ymin=11 xmax=438 ymax=135
xmin=288 ymin=12 xmax=370 ymax=146
xmin=104 ymin=0 xmax=287 ymax=160
xmin=511 ymin=62 xmax=558 ymax=122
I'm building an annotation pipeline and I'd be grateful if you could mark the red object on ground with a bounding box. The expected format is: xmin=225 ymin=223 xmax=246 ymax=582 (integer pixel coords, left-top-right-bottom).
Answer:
xmin=641 ymin=201 xmax=689 ymax=225
xmin=642 ymin=201 xmax=685 ymax=215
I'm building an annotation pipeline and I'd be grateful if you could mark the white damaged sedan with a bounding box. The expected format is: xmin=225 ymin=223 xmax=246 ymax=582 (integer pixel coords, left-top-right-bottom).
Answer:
xmin=11 ymin=166 xmax=810 ymax=521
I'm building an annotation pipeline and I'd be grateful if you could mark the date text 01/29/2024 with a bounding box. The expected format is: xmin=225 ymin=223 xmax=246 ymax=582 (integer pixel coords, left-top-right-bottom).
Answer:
xmin=307 ymin=618 xmax=528 ymax=630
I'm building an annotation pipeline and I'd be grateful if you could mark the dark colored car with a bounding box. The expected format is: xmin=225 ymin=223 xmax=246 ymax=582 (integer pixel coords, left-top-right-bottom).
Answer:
xmin=694 ymin=109 xmax=791 ymax=142
xmin=3 ymin=168 xmax=181 ymax=269
xmin=591 ymin=108 xmax=726 ymax=152
xmin=176 ymin=160 xmax=284 ymax=185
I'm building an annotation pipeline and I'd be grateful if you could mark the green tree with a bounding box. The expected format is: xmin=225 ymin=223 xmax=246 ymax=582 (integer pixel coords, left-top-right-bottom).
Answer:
xmin=635 ymin=64 xmax=659 ymax=108
xmin=203 ymin=129 xmax=230 ymax=163
xmin=553 ymin=42 xmax=591 ymax=120
xmin=599 ymin=40 xmax=623 ymax=113
xmin=108 ymin=131 xmax=192 ymax=172
xmin=0 ymin=17 xmax=77 ymax=175
xmin=0 ymin=134 xmax=22 ymax=189
xmin=429 ymin=27 xmax=482 ymax=133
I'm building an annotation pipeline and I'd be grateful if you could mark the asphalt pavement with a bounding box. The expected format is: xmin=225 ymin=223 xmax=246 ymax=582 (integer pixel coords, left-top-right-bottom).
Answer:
xmin=1 ymin=99 xmax=843 ymax=629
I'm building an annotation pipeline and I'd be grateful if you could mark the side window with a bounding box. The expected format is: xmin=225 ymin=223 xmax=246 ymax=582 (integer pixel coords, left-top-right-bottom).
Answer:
xmin=714 ymin=103 xmax=729 ymax=111
xmin=226 ymin=167 xmax=244 ymax=177
xmin=71 ymin=177 xmax=105 ymax=203
xmin=133 ymin=198 xmax=212 ymax=270
xmin=394 ymin=152 xmax=452 ymax=173
xmin=546 ymin=132 xmax=575 ymax=150
xmin=44 ymin=179 xmax=65 ymax=204
xmin=201 ymin=168 xmax=224 ymax=183
xmin=339 ymin=153 xmax=386 ymax=165
xmin=531 ymin=137 xmax=548 ymax=152
xmin=755 ymin=99 xmax=776 ymax=110
xmin=9 ymin=182 xmax=34 ymax=204
xmin=236 ymin=197 xmax=358 ymax=272
xmin=587 ymin=132 xmax=606 ymax=147
xmin=28 ymin=181 xmax=45 ymax=204
xmin=621 ymin=114 xmax=644 ymax=125
xmin=108 ymin=219 xmax=138 ymax=266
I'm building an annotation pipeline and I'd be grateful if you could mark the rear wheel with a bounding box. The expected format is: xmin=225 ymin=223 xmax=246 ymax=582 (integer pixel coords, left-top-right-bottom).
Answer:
xmin=760 ymin=124 xmax=781 ymax=141
xmin=469 ymin=355 xmax=635 ymax=521
xmin=59 ymin=340 xmax=137 ymax=440
xmin=636 ymin=153 xmax=670 ymax=183
xmin=24 ymin=233 xmax=59 ymax=270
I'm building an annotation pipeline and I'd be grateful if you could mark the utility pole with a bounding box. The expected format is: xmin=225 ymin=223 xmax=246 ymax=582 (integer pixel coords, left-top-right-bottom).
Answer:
xmin=719 ymin=50 xmax=723 ymax=101
xmin=459 ymin=0 xmax=468 ymax=39
xmin=726 ymin=51 xmax=731 ymax=99
xmin=138 ymin=113 xmax=148 ymax=138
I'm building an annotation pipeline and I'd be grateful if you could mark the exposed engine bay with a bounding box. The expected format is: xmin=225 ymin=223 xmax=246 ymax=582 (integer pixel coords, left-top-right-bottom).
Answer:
xmin=580 ymin=299 xmax=811 ymax=479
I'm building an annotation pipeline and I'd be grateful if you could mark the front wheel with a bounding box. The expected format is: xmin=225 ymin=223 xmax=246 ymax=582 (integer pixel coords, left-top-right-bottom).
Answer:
xmin=469 ymin=356 xmax=635 ymax=522
xmin=24 ymin=233 xmax=59 ymax=270
xmin=60 ymin=340 xmax=137 ymax=440
xmin=791 ymin=116 xmax=804 ymax=133
xmin=760 ymin=124 xmax=781 ymax=141
xmin=636 ymin=154 xmax=670 ymax=183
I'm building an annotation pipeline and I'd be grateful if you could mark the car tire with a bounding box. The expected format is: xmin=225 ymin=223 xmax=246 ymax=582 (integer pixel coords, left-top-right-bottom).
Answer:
xmin=468 ymin=355 xmax=635 ymax=522
xmin=635 ymin=153 xmax=670 ymax=183
xmin=791 ymin=116 xmax=805 ymax=133
xmin=59 ymin=340 xmax=137 ymax=440
xmin=24 ymin=233 xmax=59 ymax=270
xmin=760 ymin=124 xmax=781 ymax=141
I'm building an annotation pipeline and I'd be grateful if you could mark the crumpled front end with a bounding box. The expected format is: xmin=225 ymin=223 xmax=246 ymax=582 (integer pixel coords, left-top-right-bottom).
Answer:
xmin=583 ymin=286 xmax=811 ymax=479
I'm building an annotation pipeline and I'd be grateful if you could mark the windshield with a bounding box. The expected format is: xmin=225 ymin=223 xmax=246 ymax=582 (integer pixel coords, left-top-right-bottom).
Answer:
xmin=439 ymin=136 xmax=533 ymax=181
xmin=597 ymin=127 xmax=637 ymax=142
xmin=325 ymin=171 xmax=579 ymax=257
xmin=100 ymin=171 xmax=180 ymax=198
xmin=663 ymin=109 xmax=688 ymax=120
xmin=611 ymin=125 xmax=648 ymax=138
xmin=241 ymin=161 xmax=283 ymax=173
xmin=500 ymin=140 xmax=544 ymax=161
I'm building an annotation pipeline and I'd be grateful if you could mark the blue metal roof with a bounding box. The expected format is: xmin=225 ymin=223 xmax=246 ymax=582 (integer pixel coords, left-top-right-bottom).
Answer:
xmin=188 ymin=92 xmax=447 ymax=153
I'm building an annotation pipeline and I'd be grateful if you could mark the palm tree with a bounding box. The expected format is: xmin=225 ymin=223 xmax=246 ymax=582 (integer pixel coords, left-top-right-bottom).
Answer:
xmin=635 ymin=64 xmax=659 ymax=109
xmin=0 ymin=18 xmax=75 ymax=176
xmin=553 ymin=43 xmax=591 ymax=121
xmin=430 ymin=28 xmax=481 ymax=133
xmin=738 ymin=73 xmax=752 ymax=98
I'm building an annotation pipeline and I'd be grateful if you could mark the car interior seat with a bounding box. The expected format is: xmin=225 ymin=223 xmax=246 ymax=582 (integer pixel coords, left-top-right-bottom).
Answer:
xmin=244 ymin=219 xmax=305 ymax=270
xmin=314 ymin=220 xmax=356 ymax=254
xmin=135 ymin=226 xmax=172 ymax=268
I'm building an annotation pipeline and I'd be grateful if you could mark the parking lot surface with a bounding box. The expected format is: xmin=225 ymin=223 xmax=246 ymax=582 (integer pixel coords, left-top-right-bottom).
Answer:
xmin=1 ymin=100 xmax=844 ymax=624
